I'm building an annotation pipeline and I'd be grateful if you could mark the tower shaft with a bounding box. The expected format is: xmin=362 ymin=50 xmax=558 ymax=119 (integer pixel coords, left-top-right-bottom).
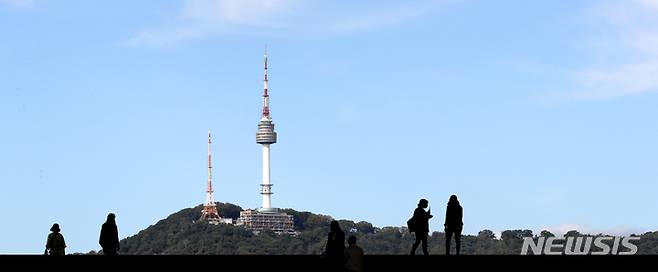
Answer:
xmin=261 ymin=144 xmax=272 ymax=209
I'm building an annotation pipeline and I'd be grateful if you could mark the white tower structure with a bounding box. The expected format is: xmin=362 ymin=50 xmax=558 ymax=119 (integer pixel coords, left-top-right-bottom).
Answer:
xmin=256 ymin=48 xmax=278 ymax=213
xmin=236 ymin=48 xmax=295 ymax=235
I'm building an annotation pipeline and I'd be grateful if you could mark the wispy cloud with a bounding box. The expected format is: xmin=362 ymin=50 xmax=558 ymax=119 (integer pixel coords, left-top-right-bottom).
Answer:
xmin=1 ymin=0 xmax=33 ymax=8
xmin=123 ymin=0 xmax=441 ymax=47
xmin=574 ymin=0 xmax=658 ymax=100
xmin=576 ymin=62 xmax=658 ymax=100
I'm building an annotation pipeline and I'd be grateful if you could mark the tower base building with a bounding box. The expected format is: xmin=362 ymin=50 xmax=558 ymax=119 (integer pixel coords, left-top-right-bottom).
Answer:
xmin=235 ymin=209 xmax=295 ymax=235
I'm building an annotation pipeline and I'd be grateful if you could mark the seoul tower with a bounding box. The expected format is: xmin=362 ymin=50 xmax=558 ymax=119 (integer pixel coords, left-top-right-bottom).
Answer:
xmin=200 ymin=130 xmax=221 ymax=222
xmin=256 ymin=47 xmax=278 ymax=213
xmin=236 ymin=48 xmax=294 ymax=234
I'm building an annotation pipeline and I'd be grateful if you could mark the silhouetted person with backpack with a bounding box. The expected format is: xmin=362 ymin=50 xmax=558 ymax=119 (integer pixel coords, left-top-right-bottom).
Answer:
xmin=99 ymin=213 xmax=120 ymax=255
xmin=410 ymin=198 xmax=433 ymax=255
xmin=344 ymin=235 xmax=364 ymax=272
xmin=444 ymin=195 xmax=463 ymax=255
xmin=325 ymin=220 xmax=345 ymax=271
xmin=45 ymin=223 xmax=66 ymax=255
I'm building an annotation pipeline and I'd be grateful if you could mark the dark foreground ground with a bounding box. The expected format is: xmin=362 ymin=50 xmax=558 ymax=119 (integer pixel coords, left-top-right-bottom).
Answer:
xmin=0 ymin=255 xmax=649 ymax=271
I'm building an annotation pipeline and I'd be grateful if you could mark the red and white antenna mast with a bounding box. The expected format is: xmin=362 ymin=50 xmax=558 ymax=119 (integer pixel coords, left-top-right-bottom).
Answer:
xmin=201 ymin=130 xmax=220 ymax=222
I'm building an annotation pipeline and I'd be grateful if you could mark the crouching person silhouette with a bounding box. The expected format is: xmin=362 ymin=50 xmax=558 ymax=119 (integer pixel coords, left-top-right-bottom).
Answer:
xmin=45 ymin=223 xmax=66 ymax=255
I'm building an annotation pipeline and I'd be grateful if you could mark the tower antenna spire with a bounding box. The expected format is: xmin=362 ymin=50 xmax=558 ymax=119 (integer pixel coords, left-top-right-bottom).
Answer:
xmin=262 ymin=45 xmax=270 ymax=118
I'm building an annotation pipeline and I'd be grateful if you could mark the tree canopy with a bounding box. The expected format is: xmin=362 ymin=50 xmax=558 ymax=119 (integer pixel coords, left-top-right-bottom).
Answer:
xmin=117 ymin=203 xmax=658 ymax=255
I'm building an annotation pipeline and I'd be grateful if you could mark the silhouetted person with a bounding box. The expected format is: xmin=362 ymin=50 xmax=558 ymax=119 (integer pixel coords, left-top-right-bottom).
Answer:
xmin=99 ymin=213 xmax=120 ymax=255
xmin=344 ymin=235 xmax=363 ymax=272
xmin=410 ymin=198 xmax=433 ymax=255
xmin=45 ymin=223 xmax=66 ymax=255
xmin=325 ymin=220 xmax=345 ymax=271
xmin=444 ymin=195 xmax=463 ymax=255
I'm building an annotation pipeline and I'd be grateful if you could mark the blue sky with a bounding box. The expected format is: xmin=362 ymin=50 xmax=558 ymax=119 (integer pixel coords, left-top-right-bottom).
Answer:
xmin=1 ymin=0 xmax=657 ymax=254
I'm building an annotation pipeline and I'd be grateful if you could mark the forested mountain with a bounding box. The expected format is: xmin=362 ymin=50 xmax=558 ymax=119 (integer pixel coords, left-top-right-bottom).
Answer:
xmin=116 ymin=203 xmax=658 ymax=255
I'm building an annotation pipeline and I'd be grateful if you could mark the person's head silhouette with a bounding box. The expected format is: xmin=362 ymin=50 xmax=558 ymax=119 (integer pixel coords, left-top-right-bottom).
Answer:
xmin=449 ymin=195 xmax=459 ymax=204
xmin=50 ymin=223 xmax=60 ymax=233
xmin=330 ymin=220 xmax=341 ymax=232
xmin=418 ymin=198 xmax=429 ymax=208
xmin=107 ymin=213 xmax=116 ymax=223
xmin=348 ymin=235 xmax=357 ymax=246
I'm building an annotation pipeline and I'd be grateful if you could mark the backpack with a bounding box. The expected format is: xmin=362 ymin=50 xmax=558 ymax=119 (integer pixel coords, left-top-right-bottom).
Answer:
xmin=406 ymin=217 xmax=416 ymax=233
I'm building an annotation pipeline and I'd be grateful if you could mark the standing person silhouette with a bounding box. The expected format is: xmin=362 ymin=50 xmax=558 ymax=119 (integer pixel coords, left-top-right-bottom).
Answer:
xmin=325 ymin=220 xmax=345 ymax=271
xmin=444 ymin=195 xmax=463 ymax=255
xmin=410 ymin=198 xmax=433 ymax=255
xmin=99 ymin=213 xmax=120 ymax=255
xmin=45 ymin=223 xmax=66 ymax=255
